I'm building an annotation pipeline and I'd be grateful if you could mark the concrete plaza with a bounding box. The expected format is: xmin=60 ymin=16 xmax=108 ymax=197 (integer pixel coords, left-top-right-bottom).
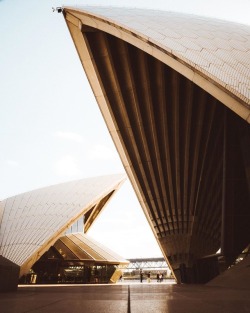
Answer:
xmin=0 ymin=281 xmax=249 ymax=313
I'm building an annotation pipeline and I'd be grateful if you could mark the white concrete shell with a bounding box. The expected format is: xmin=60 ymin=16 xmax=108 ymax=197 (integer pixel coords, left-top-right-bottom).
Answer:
xmin=63 ymin=6 xmax=250 ymax=122
xmin=0 ymin=174 xmax=126 ymax=276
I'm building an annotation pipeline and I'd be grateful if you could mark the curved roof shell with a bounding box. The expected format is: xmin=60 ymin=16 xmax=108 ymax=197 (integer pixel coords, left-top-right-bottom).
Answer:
xmin=62 ymin=7 xmax=250 ymax=282
xmin=63 ymin=6 xmax=250 ymax=122
xmin=0 ymin=174 xmax=126 ymax=276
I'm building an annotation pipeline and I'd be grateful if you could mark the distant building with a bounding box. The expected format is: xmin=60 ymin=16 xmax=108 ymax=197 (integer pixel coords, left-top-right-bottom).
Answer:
xmin=0 ymin=174 xmax=127 ymax=291
xmin=62 ymin=6 xmax=250 ymax=284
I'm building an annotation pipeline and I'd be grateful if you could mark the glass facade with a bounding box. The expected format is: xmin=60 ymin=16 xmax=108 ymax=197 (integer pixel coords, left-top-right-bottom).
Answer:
xmin=19 ymin=233 xmax=128 ymax=285
xmin=66 ymin=216 xmax=85 ymax=234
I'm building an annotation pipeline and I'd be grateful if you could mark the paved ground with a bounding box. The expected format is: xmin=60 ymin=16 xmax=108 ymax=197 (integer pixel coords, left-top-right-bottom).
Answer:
xmin=0 ymin=281 xmax=249 ymax=313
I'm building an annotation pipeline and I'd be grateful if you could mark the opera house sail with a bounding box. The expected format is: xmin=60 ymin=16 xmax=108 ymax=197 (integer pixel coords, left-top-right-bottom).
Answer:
xmin=61 ymin=6 xmax=250 ymax=283
xmin=0 ymin=174 xmax=126 ymax=291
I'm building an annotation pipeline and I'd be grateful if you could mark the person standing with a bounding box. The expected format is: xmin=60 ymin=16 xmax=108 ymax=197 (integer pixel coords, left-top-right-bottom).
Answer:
xmin=159 ymin=273 xmax=162 ymax=282
xmin=156 ymin=272 xmax=160 ymax=282
xmin=147 ymin=272 xmax=151 ymax=283
xmin=140 ymin=269 xmax=143 ymax=283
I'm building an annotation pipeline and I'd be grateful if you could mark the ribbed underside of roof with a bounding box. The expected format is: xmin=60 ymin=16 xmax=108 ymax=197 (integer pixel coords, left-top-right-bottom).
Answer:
xmin=80 ymin=30 xmax=250 ymax=270
xmin=54 ymin=233 xmax=129 ymax=265
xmin=63 ymin=8 xmax=250 ymax=280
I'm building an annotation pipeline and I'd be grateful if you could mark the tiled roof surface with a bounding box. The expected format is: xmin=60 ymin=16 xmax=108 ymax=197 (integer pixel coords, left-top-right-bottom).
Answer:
xmin=74 ymin=6 xmax=250 ymax=106
xmin=0 ymin=174 xmax=125 ymax=266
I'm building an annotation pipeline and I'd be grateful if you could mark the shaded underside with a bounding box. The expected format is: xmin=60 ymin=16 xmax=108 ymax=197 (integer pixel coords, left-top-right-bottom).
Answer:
xmin=83 ymin=29 xmax=250 ymax=266
xmin=63 ymin=7 xmax=250 ymax=282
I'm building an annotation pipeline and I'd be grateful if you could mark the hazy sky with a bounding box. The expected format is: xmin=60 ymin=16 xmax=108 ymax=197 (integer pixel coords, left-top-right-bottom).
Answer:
xmin=0 ymin=0 xmax=249 ymax=259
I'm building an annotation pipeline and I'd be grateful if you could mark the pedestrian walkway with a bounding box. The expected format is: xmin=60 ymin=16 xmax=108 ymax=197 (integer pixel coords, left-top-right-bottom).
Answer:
xmin=117 ymin=279 xmax=176 ymax=285
xmin=0 ymin=281 xmax=249 ymax=313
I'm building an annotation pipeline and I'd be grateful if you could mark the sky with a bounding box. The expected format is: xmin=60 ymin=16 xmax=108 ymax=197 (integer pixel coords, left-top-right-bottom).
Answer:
xmin=0 ymin=0 xmax=249 ymax=259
